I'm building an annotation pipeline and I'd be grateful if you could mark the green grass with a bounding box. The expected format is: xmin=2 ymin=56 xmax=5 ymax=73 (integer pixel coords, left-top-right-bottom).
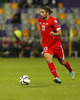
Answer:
xmin=0 ymin=57 xmax=80 ymax=100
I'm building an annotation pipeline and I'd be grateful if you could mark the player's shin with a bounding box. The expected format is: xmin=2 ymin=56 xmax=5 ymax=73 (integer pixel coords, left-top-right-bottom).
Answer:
xmin=65 ymin=60 xmax=73 ymax=72
xmin=48 ymin=63 xmax=59 ymax=78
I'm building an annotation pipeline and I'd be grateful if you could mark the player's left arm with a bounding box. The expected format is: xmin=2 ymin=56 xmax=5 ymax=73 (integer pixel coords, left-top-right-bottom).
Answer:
xmin=50 ymin=29 xmax=62 ymax=36
xmin=50 ymin=18 xmax=62 ymax=36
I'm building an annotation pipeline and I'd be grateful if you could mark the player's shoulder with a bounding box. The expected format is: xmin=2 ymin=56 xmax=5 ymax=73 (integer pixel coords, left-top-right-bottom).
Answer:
xmin=38 ymin=17 xmax=42 ymax=22
xmin=50 ymin=16 xmax=59 ymax=24
xmin=50 ymin=16 xmax=57 ymax=21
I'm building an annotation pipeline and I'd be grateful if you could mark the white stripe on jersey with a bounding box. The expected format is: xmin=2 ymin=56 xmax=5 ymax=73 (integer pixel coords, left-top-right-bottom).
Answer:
xmin=60 ymin=45 xmax=65 ymax=59
xmin=57 ymin=28 xmax=61 ymax=30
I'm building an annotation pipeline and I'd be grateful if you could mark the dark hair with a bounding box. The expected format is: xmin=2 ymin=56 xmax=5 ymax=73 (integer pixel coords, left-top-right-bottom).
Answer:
xmin=41 ymin=6 xmax=53 ymax=15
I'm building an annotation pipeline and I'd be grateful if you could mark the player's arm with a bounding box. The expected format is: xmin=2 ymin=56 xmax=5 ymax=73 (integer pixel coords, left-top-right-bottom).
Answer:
xmin=40 ymin=30 xmax=42 ymax=45
xmin=38 ymin=24 xmax=42 ymax=45
xmin=50 ymin=18 xmax=62 ymax=36
xmin=50 ymin=29 xmax=62 ymax=36
xmin=38 ymin=18 xmax=42 ymax=46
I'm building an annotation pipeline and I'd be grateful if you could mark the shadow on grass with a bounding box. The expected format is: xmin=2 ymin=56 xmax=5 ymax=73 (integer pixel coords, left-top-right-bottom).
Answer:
xmin=20 ymin=82 xmax=61 ymax=88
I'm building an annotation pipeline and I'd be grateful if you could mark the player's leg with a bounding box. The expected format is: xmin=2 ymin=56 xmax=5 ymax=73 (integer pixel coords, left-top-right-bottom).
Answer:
xmin=58 ymin=59 xmax=73 ymax=72
xmin=55 ymin=45 xmax=75 ymax=79
xmin=44 ymin=53 xmax=62 ymax=84
xmin=58 ymin=59 xmax=75 ymax=80
xmin=44 ymin=53 xmax=59 ymax=78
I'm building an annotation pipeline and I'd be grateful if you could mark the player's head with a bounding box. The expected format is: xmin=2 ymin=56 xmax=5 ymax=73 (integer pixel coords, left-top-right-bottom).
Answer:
xmin=40 ymin=6 xmax=53 ymax=20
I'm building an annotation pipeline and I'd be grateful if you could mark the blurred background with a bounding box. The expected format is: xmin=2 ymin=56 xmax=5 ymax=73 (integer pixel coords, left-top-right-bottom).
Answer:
xmin=0 ymin=0 xmax=80 ymax=58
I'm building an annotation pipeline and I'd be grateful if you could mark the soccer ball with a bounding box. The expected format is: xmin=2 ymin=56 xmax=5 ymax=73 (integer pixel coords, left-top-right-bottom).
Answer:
xmin=19 ymin=75 xmax=30 ymax=85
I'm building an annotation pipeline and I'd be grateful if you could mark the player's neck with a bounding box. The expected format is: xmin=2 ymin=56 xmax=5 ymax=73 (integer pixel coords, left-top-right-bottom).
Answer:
xmin=44 ymin=15 xmax=49 ymax=21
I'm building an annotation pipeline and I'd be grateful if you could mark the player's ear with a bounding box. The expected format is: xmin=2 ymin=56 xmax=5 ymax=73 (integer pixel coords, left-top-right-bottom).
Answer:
xmin=47 ymin=12 xmax=49 ymax=16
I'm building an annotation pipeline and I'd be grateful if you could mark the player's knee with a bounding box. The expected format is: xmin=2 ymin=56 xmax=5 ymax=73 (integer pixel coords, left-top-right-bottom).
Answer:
xmin=61 ymin=59 xmax=66 ymax=65
xmin=44 ymin=53 xmax=53 ymax=63
xmin=45 ymin=57 xmax=52 ymax=63
xmin=45 ymin=56 xmax=52 ymax=63
xmin=61 ymin=61 xmax=65 ymax=65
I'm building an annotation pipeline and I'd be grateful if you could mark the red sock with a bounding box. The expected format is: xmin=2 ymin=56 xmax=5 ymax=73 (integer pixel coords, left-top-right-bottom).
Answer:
xmin=65 ymin=60 xmax=73 ymax=72
xmin=48 ymin=63 xmax=59 ymax=78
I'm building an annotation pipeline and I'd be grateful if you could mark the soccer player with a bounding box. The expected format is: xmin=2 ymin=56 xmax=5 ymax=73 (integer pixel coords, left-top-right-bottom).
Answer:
xmin=38 ymin=6 xmax=75 ymax=84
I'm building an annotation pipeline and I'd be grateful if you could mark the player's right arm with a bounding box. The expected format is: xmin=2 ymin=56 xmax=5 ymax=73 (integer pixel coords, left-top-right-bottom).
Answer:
xmin=38 ymin=18 xmax=42 ymax=46
xmin=40 ymin=27 xmax=42 ymax=46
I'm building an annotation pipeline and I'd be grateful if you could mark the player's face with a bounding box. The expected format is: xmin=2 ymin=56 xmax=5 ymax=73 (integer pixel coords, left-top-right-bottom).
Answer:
xmin=40 ymin=9 xmax=47 ymax=20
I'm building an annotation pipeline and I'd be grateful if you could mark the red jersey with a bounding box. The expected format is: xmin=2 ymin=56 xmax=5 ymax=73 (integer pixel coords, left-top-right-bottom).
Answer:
xmin=38 ymin=16 xmax=61 ymax=48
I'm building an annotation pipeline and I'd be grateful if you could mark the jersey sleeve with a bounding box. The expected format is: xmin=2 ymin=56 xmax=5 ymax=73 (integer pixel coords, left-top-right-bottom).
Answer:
xmin=38 ymin=18 xmax=40 ymax=23
xmin=52 ymin=18 xmax=61 ymax=31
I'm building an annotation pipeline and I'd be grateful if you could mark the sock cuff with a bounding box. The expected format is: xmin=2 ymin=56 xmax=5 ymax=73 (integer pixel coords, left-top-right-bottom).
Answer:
xmin=48 ymin=63 xmax=53 ymax=66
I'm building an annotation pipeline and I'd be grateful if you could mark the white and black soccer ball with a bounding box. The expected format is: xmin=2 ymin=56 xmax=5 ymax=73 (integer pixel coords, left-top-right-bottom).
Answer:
xmin=20 ymin=75 xmax=30 ymax=85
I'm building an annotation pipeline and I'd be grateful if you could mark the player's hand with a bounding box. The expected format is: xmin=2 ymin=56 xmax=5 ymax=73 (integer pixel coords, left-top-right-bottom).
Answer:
xmin=50 ymin=31 xmax=55 ymax=35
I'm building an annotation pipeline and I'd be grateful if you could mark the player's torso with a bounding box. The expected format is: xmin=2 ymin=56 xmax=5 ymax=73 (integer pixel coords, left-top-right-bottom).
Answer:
xmin=39 ymin=16 xmax=56 ymax=35
xmin=38 ymin=16 xmax=60 ymax=47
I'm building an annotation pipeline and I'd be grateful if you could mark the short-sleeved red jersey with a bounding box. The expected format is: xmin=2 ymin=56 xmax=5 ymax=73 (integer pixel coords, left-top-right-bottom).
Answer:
xmin=38 ymin=16 xmax=61 ymax=48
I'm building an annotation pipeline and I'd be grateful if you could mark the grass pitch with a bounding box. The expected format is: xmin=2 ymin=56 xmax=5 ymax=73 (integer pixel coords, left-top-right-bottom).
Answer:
xmin=0 ymin=57 xmax=80 ymax=100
